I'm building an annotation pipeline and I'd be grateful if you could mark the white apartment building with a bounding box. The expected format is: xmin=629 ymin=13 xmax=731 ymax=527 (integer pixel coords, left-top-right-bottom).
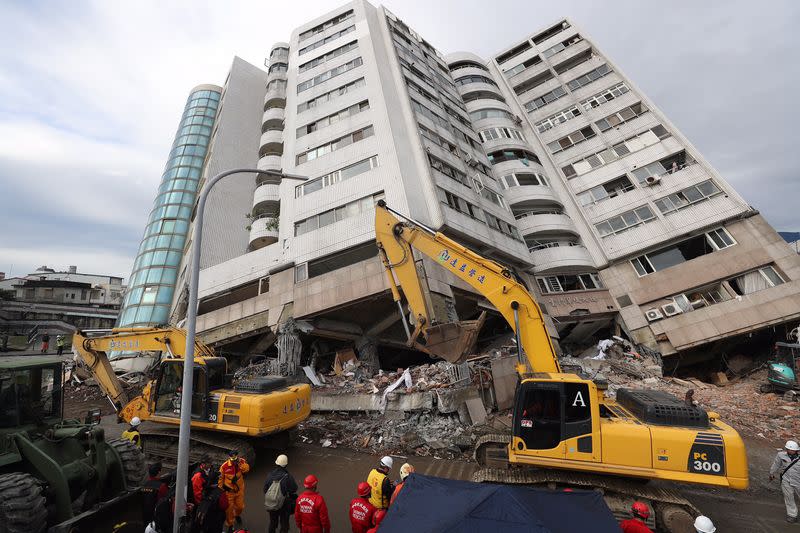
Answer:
xmin=147 ymin=1 xmax=800 ymax=371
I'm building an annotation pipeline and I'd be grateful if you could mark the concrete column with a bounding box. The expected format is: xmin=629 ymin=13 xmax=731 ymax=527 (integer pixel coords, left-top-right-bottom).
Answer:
xmin=355 ymin=336 xmax=380 ymax=376
xmin=276 ymin=320 xmax=303 ymax=376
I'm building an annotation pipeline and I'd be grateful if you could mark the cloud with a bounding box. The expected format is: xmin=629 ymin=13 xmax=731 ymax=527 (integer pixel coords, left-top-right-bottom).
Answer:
xmin=1 ymin=0 xmax=798 ymax=281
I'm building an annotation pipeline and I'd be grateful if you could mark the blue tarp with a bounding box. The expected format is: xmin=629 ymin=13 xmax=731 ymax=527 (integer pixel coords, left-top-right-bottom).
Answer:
xmin=380 ymin=473 xmax=620 ymax=533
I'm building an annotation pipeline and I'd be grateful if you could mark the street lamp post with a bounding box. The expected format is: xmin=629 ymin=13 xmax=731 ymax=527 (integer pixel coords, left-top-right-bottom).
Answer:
xmin=173 ymin=168 xmax=306 ymax=531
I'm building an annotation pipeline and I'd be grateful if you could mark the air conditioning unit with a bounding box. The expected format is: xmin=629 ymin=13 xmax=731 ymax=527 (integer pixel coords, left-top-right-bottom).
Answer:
xmin=644 ymin=175 xmax=661 ymax=186
xmin=645 ymin=308 xmax=663 ymax=322
xmin=661 ymin=302 xmax=683 ymax=317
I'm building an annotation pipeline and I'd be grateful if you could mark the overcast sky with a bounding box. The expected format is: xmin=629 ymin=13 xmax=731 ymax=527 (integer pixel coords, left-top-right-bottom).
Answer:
xmin=1 ymin=0 xmax=798 ymax=281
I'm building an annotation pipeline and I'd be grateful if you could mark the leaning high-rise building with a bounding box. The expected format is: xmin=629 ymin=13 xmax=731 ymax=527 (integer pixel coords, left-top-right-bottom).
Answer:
xmin=125 ymin=0 xmax=800 ymax=372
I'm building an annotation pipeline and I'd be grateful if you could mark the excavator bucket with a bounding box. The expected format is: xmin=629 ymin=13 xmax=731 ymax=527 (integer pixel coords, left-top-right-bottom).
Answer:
xmin=415 ymin=311 xmax=487 ymax=363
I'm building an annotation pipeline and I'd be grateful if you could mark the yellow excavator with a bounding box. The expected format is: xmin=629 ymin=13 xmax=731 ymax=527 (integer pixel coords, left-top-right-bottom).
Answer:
xmin=375 ymin=200 xmax=748 ymax=530
xmin=72 ymin=327 xmax=311 ymax=466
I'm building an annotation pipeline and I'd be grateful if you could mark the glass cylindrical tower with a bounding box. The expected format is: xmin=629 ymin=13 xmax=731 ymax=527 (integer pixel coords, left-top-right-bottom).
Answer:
xmin=118 ymin=84 xmax=221 ymax=327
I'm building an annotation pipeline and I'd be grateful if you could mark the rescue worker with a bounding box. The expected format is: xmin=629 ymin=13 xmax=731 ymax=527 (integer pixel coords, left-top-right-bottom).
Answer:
xmin=263 ymin=454 xmax=298 ymax=533
xmin=693 ymin=515 xmax=716 ymax=533
xmin=390 ymin=463 xmax=414 ymax=505
xmin=367 ymin=456 xmax=394 ymax=510
xmin=141 ymin=463 xmax=168 ymax=527
xmin=295 ymin=474 xmax=331 ymax=533
xmin=40 ymin=332 xmax=50 ymax=353
xmin=365 ymin=509 xmax=386 ymax=533
xmin=770 ymin=439 xmax=800 ymax=522
xmin=196 ymin=472 xmax=229 ymax=533
xmin=121 ymin=416 xmax=142 ymax=448
xmin=350 ymin=482 xmax=377 ymax=533
xmin=56 ymin=335 xmax=65 ymax=356
xmin=192 ymin=458 xmax=213 ymax=505
xmin=619 ymin=501 xmax=654 ymax=533
xmin=218 ymin=449 xmax=250 ymax=531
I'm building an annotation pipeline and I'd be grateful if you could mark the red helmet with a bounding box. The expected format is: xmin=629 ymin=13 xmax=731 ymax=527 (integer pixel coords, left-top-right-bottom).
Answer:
xmin=357 ymin=481 xmax=371 ymax=497
xmin=304 ymin=474 xmax=319 ymax=489
xmin=631 ymin=501 xmax=650 ymax=519
xmin=373 ymin=509 xmax=387 ymax=526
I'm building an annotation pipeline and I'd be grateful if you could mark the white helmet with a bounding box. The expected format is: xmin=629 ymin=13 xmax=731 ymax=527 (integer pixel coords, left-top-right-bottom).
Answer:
xmin=380 ymin=456 xmax=394 ymax=469
xmin=694 ymin=515 xmax=716 ymax=533
xmin=130 ymin=416 xmax=141 ymax=427
xmin=786 ymin=440 xmax=800 ymax=451
xmin=275 ymin=454 xmax=289 ymax=467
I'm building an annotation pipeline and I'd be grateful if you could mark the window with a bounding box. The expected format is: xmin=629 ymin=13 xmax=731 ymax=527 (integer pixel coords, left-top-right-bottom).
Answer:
xmin=487 ymin=149 xmax=541 ymax=166
xmin=295 ymin=156 xmax=378 ymax=197
xmin=296 ymin=125 xmax=374 ymax=164
xmin=463 ymin=91 xmax=506 ymax=103
xmin=496 ymin=41 xmax=533 ymax=64
xmin=527 ymin=238 xmax=581 ymax=251
xmin=543 ymin=35 xmax=583 ymax=59
xmin=299 ymin=24 xmax=356 ymax=55
xmin=577 ymin=175 xmax=635 ymax=206
xmin=418 ymin=124 xmax=459 ymax=155
xmin=553 ymin=49 xmax=593 ymax=74
xmin=513 ymin=70 xmax=555 ymax=96
xmin=533 ymin=21 xmax=570 ymax=45
xmin=297 ymin=78 xmax=365 ymax=114
xmin=296 ymin=100 xmax=370 ymax=138
xmin=566 ymin=64 xmax=612 ymax=91
xmin=631 ymin=151 xmax=696 ymax=184
xmin=595 ymin=102 xmax=648 ymax=131
xmin=654 ymin=180 xmax=722 ymax=214
xmin=299 ymin=9 xmax=354 ymax=41
xmin=630 ymin=228 xmax=736 ymax=276
xmin=500 ymin=172 xmax=548 ymax=189
xmin=580 ymin=82 xmax=629 ymax=111
xmin=504 ymin=55 xmax=543 ymax=77
xmin=481 ymin=188 xmax=507 ymax=209
xmin=266 ymin=79 xmax=287 ymax=92
xmin=295 ymin=263 xmax=308 ymax=283
xmin=547 ymin=126 xmax=596 ymax=154
xmin=294 ymin=191 xmax=384 ymax=236
xmin=409 ymin=98 xmax=450 ymax=129
xmin=299 ymin=41 xmax=358 ymax=73
xmin=308 ymin=242 xmax=379 ymax=279
xmin=595 ymin=205 xmax=656 ymax=236
xmin=562 ymin=127 xmax=672 ymax=178
xmin=268 ymin=63 xmax=287 ymax=75
xmin=535 ymin=105 xmax=582 ymax=133
xmin=479 ymin=127 xmax=525 ymax=143
xmin=429 ymin=154 xmax=471 ymax=187
xmin=537 ymin=273 xmax=603 ymax=294
xmin=297 ymin=57 xmax=363 ymax=93
xmin=454 ymin=74 xmax=498 ymax=87
xmin=470 ymin=108 xmax=514 ymax=121
xmin=729 ymin=266 xmax=785 ymax=296
xmin=524 ymin=86 xmax=568 ymax=112
xmin=449 ymin=60 xmax=489 ymax=72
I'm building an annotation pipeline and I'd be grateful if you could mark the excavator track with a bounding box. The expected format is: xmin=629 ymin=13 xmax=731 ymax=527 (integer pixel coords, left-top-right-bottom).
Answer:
xmin=140 ymin=426 xmax=255 ymax=469
xmin=474 ymin=434 xmax=698 ymax=533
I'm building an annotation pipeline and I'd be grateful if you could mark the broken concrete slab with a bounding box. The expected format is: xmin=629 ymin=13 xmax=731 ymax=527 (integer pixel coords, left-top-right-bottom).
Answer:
xmin=435 ymin=385 xmax=480 ymax=414
xmin=490 ymin=355 xmax=518 ymax=410
xmin=465 ymin=397 xmax=487 ymax=425
xmin=710 ymin=372 xmax=729 ymax=386
xmin=311 ymin=391 xmax=434 ymax=412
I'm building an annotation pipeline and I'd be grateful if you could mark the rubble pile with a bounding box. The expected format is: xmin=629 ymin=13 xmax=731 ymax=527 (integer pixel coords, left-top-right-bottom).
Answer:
xmin=297 ymin=411 xmax=476 ymax=459
xmin=63 ymin=379 xmax=109 ymax=419
xmin=315 ymin=361 xmax=466 ymax=396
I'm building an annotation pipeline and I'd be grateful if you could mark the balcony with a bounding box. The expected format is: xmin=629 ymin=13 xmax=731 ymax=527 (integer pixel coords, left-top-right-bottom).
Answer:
xmin=457 ymin=81 xmax=505 ymax=101
xmin=267 ymin=65 xmax=288 ymax=84
xmin=262 ymin=107 xmax=284 ymax=131
xmin=258 ymin=155 xmax=282 ymax=172
xmin=248 ymin=216 xmax=279 ymax=250
xmin=503 ymin=185 xmax=560 ymax=208
xmin=549 ymin=39 xmax=592 ymax=71
xmin=516 ymin=212 xmax=576 ymax=236
xmin=252 ymin=183 xmax=280 ymax=213
xmin=269 ymin=48 xmax=289 ymax=64
xmin=528 ymin=242 xmax=594 ymax=273
xmin=259 ymin=130 xmax=284 ymax=157
xmin=264 ymin=84 xmax=287 ymax=110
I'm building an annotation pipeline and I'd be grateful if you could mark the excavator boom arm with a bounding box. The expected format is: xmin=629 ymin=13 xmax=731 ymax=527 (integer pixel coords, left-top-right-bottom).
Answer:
xmin=72 ymin=327 xmax=217 ymax=415
xmin=375 ymin=201 xmax=560 ymax=374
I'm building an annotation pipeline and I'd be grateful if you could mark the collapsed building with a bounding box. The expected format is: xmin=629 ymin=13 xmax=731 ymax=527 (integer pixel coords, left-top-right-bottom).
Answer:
xmin=116 ymin=1 xmax=800 ymax=376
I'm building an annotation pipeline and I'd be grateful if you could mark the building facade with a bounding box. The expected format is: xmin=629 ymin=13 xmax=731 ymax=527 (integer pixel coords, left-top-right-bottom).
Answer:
xmin=125 ymin=1 xmax=800 ymax=370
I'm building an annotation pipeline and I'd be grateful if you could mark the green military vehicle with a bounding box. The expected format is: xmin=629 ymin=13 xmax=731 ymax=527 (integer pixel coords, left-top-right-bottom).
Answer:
xmin=0 ymin=356 xmax=146 ymax=533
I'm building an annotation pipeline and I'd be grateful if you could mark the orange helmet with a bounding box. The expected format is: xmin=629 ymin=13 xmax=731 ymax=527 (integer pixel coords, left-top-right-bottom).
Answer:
xmin=373 ymin=509 xmax=387 ymax=526
xmin=631 ymin=501 xmax=650 ymax=519
xmin=357 ymin=481 xmax=371 ymax=497
xmin=304 ymin=474 xmax=319 ymax=489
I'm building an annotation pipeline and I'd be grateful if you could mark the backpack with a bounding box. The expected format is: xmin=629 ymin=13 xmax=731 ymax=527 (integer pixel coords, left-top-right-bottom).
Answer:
xmin=264 ymin=476 xmax=286 ymax=511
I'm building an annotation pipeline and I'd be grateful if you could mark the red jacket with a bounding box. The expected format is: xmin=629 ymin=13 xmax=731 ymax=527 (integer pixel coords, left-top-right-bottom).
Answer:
xmin=389 ymin=481 xmax=405 ymax=506
xmin=620 ymin=518 xmax=654 ymax=533
xmin=349 ymin=496 xmax=376 ymax=533
xmin=191 ymin=471 xmax=207 ymax=504
xmin=295 ymin=489 xmax=331 ymax=533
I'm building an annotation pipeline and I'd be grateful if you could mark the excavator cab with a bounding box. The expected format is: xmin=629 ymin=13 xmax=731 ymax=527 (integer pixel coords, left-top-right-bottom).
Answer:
xmin=152 ymin=358 xmax=226 ymax=422
xmin=512 ymin=379 xmax=596 ymax=462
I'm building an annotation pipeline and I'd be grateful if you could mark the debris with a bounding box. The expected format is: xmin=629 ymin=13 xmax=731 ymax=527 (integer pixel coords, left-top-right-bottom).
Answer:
xmin=321 ymin=439 xmax=332 ymax=448
xmin=333 ymin=348 xmax=357 ymax=375
xmin=303 ymin=366 xmax=323 ymax=386
xmin=643 ymin=377 xmax=659 ymax=385
xmin=464 ymin=397 xmax=487 ymax=425
xmin=710 ymin=372 xmax=729 ymax=387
